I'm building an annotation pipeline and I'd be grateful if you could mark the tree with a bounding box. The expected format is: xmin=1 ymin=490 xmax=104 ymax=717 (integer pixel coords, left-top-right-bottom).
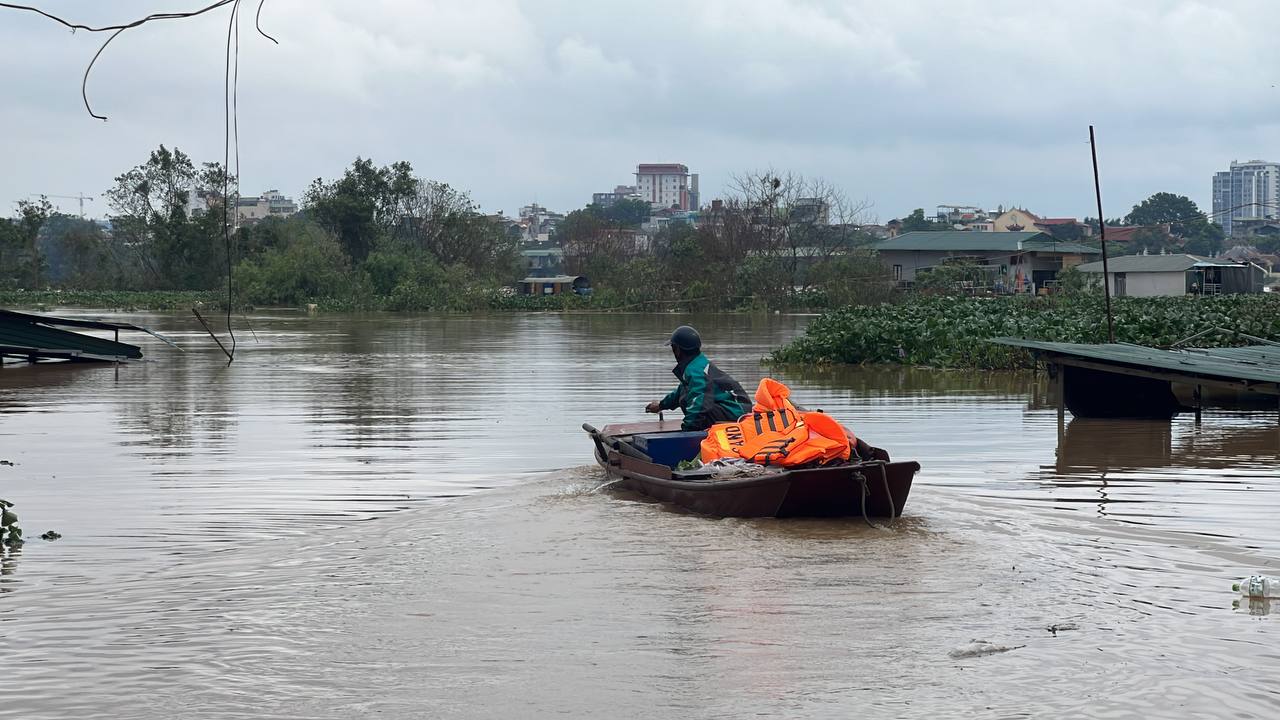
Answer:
xmin=1124 ymin=192 xmax=1224 ymax=255
xmin=900 ymin=208 xmax=934 ymax=232
xmin=106 ymin=145 xmax=230 ymax=289
xmin=0 ymin=197 xmax=52 ymax=287
xmin=1124 ymin=192 xmax=1202 ymax=227
xmin=600 ymin=198 xmax=650 ymax=227
xmin=305 ymin=158 xmax=416 ymax=263
xmin=397 ymin=179 xmax=518 ymax=276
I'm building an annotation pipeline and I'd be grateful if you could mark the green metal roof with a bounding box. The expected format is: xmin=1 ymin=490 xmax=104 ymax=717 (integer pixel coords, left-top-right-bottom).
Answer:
xmin=1075 ymin=254 xmax=1247 ymax=273
xmin=876 ymin=231 xmax=1100 ymax=255
xmin=990 ymin=338 xmax=1280 ymax=386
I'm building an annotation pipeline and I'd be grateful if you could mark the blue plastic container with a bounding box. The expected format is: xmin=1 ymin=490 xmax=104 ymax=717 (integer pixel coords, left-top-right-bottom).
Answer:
xmin=631 ymin=431 xmax=708 ymax=467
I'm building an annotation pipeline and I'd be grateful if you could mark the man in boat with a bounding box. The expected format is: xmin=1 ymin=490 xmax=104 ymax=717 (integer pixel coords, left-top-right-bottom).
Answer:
xmin=645 ymin=325 xmax=751 ymax=431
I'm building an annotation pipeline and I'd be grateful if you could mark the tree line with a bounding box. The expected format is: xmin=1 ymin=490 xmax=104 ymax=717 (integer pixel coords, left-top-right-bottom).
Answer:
xmin=1 ymin=146 xmax=522 ymax=310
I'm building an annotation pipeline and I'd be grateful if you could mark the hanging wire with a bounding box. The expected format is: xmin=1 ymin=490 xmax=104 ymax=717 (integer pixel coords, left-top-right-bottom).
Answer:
xmin=222 ymin=0 xmax=241 ymax=363
xmin=1 ymin=0 xmax=280 ymax=364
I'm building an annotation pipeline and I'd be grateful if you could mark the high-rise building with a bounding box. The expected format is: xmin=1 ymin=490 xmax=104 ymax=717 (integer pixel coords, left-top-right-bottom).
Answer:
xmin=1212 ymin=160 xmax=1280 ymax=237
xmin=635 ymin=163 xmax=691 ymax=210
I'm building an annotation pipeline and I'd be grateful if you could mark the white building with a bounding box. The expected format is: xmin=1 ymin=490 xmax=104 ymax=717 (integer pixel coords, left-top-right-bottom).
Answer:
xmin=1212 ymin=160 xmax=1280 ymax=237
xmin=635 ymin=163 xmax=693 ymax=211
xmin=235 ymin=189 xmax=298 ymax=225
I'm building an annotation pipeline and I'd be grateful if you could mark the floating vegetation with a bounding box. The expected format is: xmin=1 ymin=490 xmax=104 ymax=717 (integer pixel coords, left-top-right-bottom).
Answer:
xmin=1 ymin=499 xmax=22 ymax=547
xmin=771 ymin=295 xmax=1280 ymax=369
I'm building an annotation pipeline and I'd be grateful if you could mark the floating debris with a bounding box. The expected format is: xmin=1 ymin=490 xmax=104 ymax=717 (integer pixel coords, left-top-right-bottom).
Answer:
xmin=1047 ymin=623 xmax=1079 ymax=636
xmin=948 ymin=639 xmax=1025 ymax=660
xmin=39 ymin=531 xmax=61 ymax=541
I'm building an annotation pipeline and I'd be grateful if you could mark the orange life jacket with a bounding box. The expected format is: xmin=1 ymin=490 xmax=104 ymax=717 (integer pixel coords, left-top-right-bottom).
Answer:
xmin=698 ymin=379 xmax=856 ymax=468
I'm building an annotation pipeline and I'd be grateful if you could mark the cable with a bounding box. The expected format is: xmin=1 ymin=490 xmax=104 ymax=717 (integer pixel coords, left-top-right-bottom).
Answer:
xmin=222 ymin=0 xmax=240 ymax=363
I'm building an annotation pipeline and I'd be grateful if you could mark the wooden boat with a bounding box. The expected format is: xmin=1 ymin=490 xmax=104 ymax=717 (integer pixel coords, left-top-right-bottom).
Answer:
xmin=583 ymin=419 xmax=920 ymax=519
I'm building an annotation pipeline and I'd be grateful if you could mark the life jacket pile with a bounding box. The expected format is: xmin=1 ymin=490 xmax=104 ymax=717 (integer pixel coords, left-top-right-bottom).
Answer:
xmin=699 ymin=378 xmax=856 ymax=468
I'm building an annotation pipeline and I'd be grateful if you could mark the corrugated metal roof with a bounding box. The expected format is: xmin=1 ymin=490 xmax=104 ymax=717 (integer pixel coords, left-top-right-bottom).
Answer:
xmin=876 ymin=231 xmax=1099 ymax=255
xmin=1075 ymin=254 xmax=1248 ymax=273
xmin=990 ymin=338 xmax=1280 ymax=385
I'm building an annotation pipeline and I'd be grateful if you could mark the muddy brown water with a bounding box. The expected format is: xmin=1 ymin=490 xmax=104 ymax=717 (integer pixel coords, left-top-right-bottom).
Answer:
xmin=1 ymin=311 xmax=1278 ymax=719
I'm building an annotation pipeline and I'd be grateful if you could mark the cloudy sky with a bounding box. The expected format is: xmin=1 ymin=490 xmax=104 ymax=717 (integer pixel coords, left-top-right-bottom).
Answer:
xmin=2 ymin=0 xmax=1277 ymax=222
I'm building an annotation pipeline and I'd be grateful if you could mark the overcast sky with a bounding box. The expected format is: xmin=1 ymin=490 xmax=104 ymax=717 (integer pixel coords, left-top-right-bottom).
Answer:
xmin=2 ymin=0 xmax=1277 ymax=222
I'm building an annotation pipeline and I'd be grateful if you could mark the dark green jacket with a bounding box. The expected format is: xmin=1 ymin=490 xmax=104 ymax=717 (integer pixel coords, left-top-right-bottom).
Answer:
xmin=659 ymin=353 xmax=751 ymax=431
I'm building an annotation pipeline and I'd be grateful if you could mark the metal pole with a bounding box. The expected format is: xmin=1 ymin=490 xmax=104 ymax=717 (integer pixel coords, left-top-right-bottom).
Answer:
xmin=1089 ymin=125 xmax=1116 ymax=344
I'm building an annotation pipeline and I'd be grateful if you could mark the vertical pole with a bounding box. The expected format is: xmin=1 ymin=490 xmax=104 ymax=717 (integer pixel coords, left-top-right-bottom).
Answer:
xmin=1089 ymin=125 xmax=1116 ymax=344
xmin=1056 ymin=363 xmax=1066 ymax=443
xmin=1194 ymin=385 xmax=1202 ymax=426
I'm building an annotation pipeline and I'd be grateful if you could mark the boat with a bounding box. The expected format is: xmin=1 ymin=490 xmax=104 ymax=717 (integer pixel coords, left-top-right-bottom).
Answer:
xmin=583 ymin=419 xmax=920 ymax=519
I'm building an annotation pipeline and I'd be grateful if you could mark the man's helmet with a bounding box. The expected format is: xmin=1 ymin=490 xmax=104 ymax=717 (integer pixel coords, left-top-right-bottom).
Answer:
xmin=666 ymin=325 xmax=702 ymax=352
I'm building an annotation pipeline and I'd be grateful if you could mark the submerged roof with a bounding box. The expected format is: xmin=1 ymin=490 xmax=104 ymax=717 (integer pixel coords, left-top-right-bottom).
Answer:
xmin=876 ymin=231 xmax=1099 ymax=255
xmin=1075 ymin=254 xmax=1251 ymax=273
xmin=990 ymin=338 xmax=1280 ymax=386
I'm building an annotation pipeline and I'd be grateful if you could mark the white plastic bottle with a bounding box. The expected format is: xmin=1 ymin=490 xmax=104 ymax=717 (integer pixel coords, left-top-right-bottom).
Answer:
xmin=1234 ymin=575 xmax=1280 ymax=599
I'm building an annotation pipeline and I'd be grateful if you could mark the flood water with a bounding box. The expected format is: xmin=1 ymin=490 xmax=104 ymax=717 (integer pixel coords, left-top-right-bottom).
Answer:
xmin=1 ymin=310 xmax=1278 ymax=719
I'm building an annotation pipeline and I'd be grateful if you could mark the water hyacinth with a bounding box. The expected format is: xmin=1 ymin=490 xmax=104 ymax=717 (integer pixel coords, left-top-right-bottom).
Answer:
xmin=770 ymin=295 xmax=1280 ymax=369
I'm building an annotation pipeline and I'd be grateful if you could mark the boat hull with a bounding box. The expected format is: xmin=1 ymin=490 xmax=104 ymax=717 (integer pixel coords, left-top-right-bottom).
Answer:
xmin=588 ymin=421 xmax=919 ymax=519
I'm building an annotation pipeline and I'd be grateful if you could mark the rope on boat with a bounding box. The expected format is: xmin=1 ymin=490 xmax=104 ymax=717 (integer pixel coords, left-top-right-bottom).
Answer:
xmin=854 ymin=472 xmax=881 ymax=530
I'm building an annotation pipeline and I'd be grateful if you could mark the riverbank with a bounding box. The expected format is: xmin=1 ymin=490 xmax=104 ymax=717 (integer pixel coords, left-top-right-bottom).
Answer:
xmin=0 ymin=287 xmax=833 ymax=314
xmin=770 ymin=294 xmax=1280 ymax=369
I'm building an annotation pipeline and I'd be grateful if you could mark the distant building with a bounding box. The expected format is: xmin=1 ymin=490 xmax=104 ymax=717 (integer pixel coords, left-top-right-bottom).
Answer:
xmin=235 ymin=189 xmax=298 ymax=225
xmin=792 ymin=197 xmax=831 ymax=225
xmin=518 ymin=203 xmax=565 ymax=243
xmin=520 ymin=246 xmax=565 ymax=275
xmin=635 ymin=163 xmax=692 ymax=211
xmin=935 ymin=204 xmax=990 ymax=228
xmin=1076 ymin=254 xmax=1266 ymax=296
xmin=1213 ymin=160 xmax=1280 ymax=237
xmin=592 ymin=185 xmax=642 ymax=208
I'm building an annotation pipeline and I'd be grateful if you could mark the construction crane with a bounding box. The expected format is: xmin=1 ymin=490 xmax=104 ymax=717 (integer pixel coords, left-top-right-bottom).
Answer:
xmin=29 ymin=193 xmax=95 ymax=218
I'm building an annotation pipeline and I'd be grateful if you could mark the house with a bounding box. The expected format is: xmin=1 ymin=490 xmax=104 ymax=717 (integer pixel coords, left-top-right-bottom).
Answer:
xmin=991 ymin=208 xmax=1042 ymax=232
xmin=1075 ymin=254 xmax=1267 ymax=297
xmin=519 ymin=275 xmax=591 ymax=296
xmin=874 ymin=231 xmax=1101 ymax=291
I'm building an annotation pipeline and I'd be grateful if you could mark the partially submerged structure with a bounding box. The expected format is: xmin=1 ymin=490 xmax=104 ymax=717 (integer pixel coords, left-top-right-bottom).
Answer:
xmin=993 ymin=338 xmax=1280 ymax=419
xmin=0 ymin=309 xmax=168 ymax=364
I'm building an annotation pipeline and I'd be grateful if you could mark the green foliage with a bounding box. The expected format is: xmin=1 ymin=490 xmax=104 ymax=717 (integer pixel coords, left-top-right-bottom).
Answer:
xmin=914 ymin=260 xmax=991 ymax=293
xmin=0 ymin=499 xmax=21 ymax=548
xmin=1124 ymin=192 xmax=1224 ymax=255
xmin=233 ymin=225 xmax=353 ymax=307
xmin=106 ymin=145 xmax=231 ymax=291
xmin=771 ymin=294 xmax=1280 ymax=369
xmin=1053 ymin=266 xmax=1097 ymax=296
xmin=0 ymin=198 xmax=53 ymax=288
xmin=305 ymin=158 xmax=416 ymax=264
xmin=900 ymin=208 xmax=935 ymax=232
xmin=0 ymin=289 xmax=222 ymax=311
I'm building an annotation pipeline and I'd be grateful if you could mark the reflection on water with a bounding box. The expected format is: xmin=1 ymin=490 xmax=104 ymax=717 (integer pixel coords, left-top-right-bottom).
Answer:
xmin=1 ymin=310 xmax=1279 ymax=719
